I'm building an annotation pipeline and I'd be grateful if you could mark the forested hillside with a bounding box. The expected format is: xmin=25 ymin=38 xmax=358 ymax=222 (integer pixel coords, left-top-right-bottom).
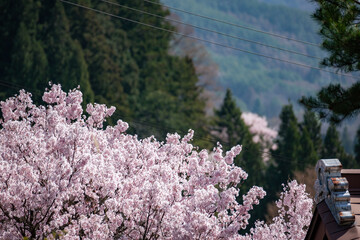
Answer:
xmin=161 ymin=0 xmax=356 ymax=120
xmin=258 ymin=0 xmax=315 ymax=11
xmin=0 ymin=0 xmax=212 ymax=146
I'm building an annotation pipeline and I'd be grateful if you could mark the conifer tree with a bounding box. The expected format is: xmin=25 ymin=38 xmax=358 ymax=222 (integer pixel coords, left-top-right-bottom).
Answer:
xmin=65 ymin=0 xmax=139 ymax=116
xmin=213 ymin=89 xmax=266 ymax=229
xmin=341 ymin=126 xmax=353 ymax=155
xmin=272 ymin=104 xmax=300 ymax=183
xmin=0 ymin=0 xmax=47 ymax=101
xmin=323 ymin=124 xmax=356 ymax=168
xmin=298 ymin=110 xmax=321 ymax=170
xmin=300 ymin=0 xmax=360 ymax=123
xmin=302 ymin=110 xmax=322 ymax=155
xmin=298 ymin=128 xmax=318 ymax=170
xmin=323 ymin=124 xmax=344 ymax=159
xmin=7 ymin=23 xmax=48 ymax=101
xmin=213 ymin=89 xmax=265 ymax=189
xmin=39 ymin=0 xmax=94 ymax=103
xmin=355 ymin=126 xmax=360 ymax=166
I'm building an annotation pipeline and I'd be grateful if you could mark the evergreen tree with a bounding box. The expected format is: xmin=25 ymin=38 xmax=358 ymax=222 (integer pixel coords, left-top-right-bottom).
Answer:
xmin=135 ymin=56 xmax=208 ymax=144
xmin=213 ymin=89 xmax=265 ymax=189
xmin=323 ymin=124 xmax=356 ymax=168
xmin=7 ymin=23 xmax=48 ymax=101
xmin=297 ymin=110 xmax=321 ymax=170
xmin=0 ymin=0 xmax=210 ymax=151
xmin=110 ymin=0 xmax=209 ymax=143
xmin=323 ymin=124 xmax=344 ymax=158
xmin=271 ymin=104 xmax=300 ymax=184
xmin=213 ymin=89 xmax=266 ymax=229
xmin=355 ymin=126 xmax=360 ymax=166
xmin=0 ymin=0 xmax=47 ymax=101
xmin=65 ymin=0 xmax=139 ymax=117
xmin=341 ymin=126 xmax=353 ymax=155
xmin=298 ymin=128 xmax=318 ymax=170
xmin=300 ymin=0 xmax=360 ymax=123
xmin=39 ymin=0 xmax=94 ymax=104
xmin=302 ymin=110 xmax=322 ymax=155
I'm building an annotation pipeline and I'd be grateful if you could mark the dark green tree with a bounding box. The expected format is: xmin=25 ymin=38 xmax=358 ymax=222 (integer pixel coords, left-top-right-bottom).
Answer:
xmin=213 ymin=89 xmax=265 ymax=189
xmin=65 ymin=0 xmax=139 ymax=117
xmin=302 ymin=110 xmax=322 ymax=155
xmin=0 ymin=0 xmax=210 ymax=151
xmin=0 ymin=0 xmax=47 ymax=101
xmin=341 ymin=126 xmax=353 ymax=154
xmin=323 ymin=124 xmax=357 ymax=168
xmin=271 ymin=104 xmax=300 ymax=183
xmin=355 ymin=126 xmax=360 ymax=165
xmin=135 ymin=56 xmax=207 ymax=139
xmin=297 ymin=110 xmax=321 ymax=170
xmin=300 ymin=0 xmax=360 ymax=123
xmin=39 ymin=0 xmax=94 ymax=103
xmin=213 ymin=89 xmax=266 ymax=230
xmin=107 ymin=0 xmax=210 ymax=144
xmin=7 ymin=23 xmax=48 ymax=100
xmin=298 ymin=127 xmax=318 ymax=170
xmin=323 ymin=124 xmax=344 ymax=158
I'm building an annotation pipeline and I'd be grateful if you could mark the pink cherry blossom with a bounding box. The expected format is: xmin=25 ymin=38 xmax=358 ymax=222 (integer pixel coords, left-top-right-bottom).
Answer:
xmin=0 ymin=85 xmax=312 ymax=239
xmin=244 ymin=180 xmax=313 ymax=240
xmin=241 ymin=112 xmax=278 ymax=161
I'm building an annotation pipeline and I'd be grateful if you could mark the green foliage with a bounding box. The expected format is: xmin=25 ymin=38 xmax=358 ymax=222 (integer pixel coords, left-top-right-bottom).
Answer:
xmin=212 ymin=89 xmax=266 ymax=230
xmin=162 ymin=0 xmax=330 ymax=118
xmin=0 ymin=0 xmax=48 ymax=101
xmin=302 ymin=109 xmax=322 ymax=155
xmin=8 ymin=23 xmax=48 ymax=98
xmin=213 ymin=89 xmax=265 ymax=189
xmin=300 ymin=0 xmax=360 ymax=123
xmin=298 ymin=128 xmax=318 ymax=170
xmin=65 ymin=0 xmax=139 ymax=117
xmin=341 ymin=126 xmax=353 ymax=155
xmin=298 ymin=110 xmax=320 ymax=170
xmin=272 ymin=104 xmax=300 ymax=181
xmin=323 ymin=124 xmax=357 ymax=168
xmin=312 ymin=0 xmax=360 ymax=72
xmin=39 ymin=0 xmax=94 ymax=103
xmin=300 ymin=82 xmax=360 ymax=123
xmin=355 ymin=126 xmax=360 ymax=165
xmin=0 ymin=0 xmax=208 ymax=148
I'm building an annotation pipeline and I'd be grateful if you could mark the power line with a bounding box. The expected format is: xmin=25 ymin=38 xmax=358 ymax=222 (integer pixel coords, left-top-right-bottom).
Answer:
xmin=60 ymin=0 xmax=359 ymax=80
xmin=142 ymin=0 xmax=322 ymax=48
xmin=100 ymin=0 xmax=322 ymax=60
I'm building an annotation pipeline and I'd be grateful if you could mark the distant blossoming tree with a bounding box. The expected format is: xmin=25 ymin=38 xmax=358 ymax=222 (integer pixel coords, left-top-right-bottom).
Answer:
xmin=242 ymin=112 xmax=277 ymax=161
xmin=0 ymin=85 xmax=312 ymax=239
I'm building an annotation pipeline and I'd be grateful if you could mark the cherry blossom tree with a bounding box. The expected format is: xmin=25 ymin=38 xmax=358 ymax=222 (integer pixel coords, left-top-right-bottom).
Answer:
xmin=245 ymin=180 xmax=313 ymax=240
xmin=241 ymin=112 xmax=277 ymax=161
xmin=0 ymin=85 xmax=312 ymax=239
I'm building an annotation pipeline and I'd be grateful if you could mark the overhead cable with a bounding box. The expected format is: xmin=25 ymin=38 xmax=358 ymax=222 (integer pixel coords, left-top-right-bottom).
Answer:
xmin=142 ymin=0 xmax=322 ymax=47
xmin=100 ymin=0 xmax=322 ymax=60
xmin=60 ymin=0 xmax=359 ymax=80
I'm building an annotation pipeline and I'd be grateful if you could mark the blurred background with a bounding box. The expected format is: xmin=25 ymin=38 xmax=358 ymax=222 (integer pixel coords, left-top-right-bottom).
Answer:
xmin=1 ymin=0 xmax=360 ymax=229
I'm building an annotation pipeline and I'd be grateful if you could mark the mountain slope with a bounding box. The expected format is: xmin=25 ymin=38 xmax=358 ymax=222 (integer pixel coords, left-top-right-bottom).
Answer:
xmin=162 ymin=0 xmax=354 ymax=120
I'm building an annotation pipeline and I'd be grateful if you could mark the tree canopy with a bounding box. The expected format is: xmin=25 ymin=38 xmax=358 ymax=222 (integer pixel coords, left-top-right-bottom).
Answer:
xmin=0 ymin=85 xmax=313 ymax=239
xmin=300 ymin=0 xmax=360 ymax=123
xmin=0 ymin=0 xmax=208 ymax=145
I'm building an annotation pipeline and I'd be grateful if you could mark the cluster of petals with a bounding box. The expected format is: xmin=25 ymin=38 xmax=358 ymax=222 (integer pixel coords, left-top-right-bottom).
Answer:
xmin=243 ymin=180 xmax=313 ymax=240
xmin=0 ymin=85 xmax=312 ymax=239
xmin=241 ymin=112 xmax=278 ymax=161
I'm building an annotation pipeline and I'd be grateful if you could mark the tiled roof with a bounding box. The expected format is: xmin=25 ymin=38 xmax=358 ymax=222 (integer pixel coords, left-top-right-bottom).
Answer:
xmin=306 ymin=169 xmax=360 ymax=240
